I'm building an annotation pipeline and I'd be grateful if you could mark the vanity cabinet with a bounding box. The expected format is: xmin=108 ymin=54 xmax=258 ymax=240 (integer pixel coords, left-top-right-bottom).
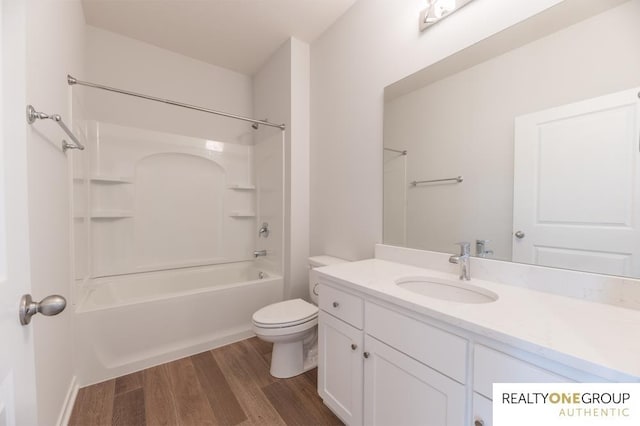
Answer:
xmin=318 ymin=282 xmax=468 ymax=426
xmin=316 ymin=277 xmax=619 ymax=426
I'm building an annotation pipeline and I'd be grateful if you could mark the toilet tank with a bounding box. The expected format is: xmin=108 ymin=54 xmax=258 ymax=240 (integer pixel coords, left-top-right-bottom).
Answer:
xmin=308 ymin=255 xmax=348 ymax=304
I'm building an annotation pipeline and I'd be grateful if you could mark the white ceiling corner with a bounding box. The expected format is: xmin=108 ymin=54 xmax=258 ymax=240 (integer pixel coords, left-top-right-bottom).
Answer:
xmin=81 ymin=0 xmax=358 ymax=75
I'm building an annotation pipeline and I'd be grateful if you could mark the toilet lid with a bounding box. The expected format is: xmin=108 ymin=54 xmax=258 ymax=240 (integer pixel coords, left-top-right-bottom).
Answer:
xmin=252 ymin=298 xmax=318 ymax=328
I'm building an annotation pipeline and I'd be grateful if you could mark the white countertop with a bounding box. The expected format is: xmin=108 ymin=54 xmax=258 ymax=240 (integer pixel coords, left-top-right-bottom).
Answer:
xmin=316 ymin=259 xmax=640 ymax=381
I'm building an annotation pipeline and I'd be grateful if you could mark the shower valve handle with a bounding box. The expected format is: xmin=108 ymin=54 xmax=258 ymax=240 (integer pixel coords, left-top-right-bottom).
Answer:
xmin=258 ymin=222 xmax=270 ymax=238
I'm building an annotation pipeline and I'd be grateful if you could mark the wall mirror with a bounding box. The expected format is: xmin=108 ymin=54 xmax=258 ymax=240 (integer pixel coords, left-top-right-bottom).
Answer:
xmin=383 ymin=0 xmax=640 ymax=278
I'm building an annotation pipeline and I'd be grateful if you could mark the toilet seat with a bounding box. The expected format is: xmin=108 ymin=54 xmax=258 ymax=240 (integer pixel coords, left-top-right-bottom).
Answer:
xmin=252 ymin=298 xmax=318 ymax=328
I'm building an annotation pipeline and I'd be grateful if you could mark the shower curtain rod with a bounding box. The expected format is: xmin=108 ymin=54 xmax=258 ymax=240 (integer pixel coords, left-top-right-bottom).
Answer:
xmin=67 ymin=75 xmax=286 ymax=130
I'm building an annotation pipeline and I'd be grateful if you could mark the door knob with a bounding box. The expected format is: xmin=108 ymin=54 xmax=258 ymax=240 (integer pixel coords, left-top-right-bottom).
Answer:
xmin=19 ymin=294 xmax=66 ymax=325
xmin=514 ymin=230 xmax=525 ymax=239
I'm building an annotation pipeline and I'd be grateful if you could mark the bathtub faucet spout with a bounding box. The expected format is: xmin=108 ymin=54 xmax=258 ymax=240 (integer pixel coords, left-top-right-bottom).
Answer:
xmin=253 ymin=249 xmax=267 ymax=258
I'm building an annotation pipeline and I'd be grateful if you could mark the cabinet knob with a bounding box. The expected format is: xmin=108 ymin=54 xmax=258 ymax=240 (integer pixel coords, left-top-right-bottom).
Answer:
xmin=332 ymin=301 xmax=340 ymax=308
xmin=363 ymin=352 xmax=370 ymax=359
xmin=351 ymin=343 xmax=357 ymax=350
xmin=474 ymin=418 xmax=485 ymax=426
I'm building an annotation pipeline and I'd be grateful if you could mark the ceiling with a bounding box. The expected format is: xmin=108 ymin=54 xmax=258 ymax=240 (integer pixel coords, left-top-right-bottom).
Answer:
xmin=82 ymin=0 xmax=358 ymax=75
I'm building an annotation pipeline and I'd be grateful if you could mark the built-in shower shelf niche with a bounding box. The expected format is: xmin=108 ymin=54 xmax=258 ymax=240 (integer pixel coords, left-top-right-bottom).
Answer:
xmin=90 ymin=210 xmax=134 ymax=219
xmin=229 ymin=211 xmax=256 ymax=218
xmin=90 ymin=175 xmax=133 ymax=184
xmin=227 ymin=184 xmax=256 ymax=190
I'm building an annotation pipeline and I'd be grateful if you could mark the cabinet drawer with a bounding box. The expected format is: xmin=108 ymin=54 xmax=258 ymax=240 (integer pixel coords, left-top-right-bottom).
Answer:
xmin=365 ymin=302 xmax=467 ymax=384
xmin=473 ymin=344 xmax=572 ymax=399
xmin=319 ymin=284 xmax=364 ymax=329
xmin=473 ymin=392 xmax=493 ymax=426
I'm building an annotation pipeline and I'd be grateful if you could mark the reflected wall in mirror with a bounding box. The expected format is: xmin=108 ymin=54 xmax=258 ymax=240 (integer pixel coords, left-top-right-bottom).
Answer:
xmin=383 ymin=0 xmax=640 ymax=278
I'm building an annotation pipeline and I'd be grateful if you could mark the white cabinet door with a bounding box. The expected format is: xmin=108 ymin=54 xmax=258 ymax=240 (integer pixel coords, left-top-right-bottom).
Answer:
xmin=318 ymin=311 xmax=364 ymax=426
xmin=363 ymin=335 xmax=466 ymax=426
xmin=513 ymin=87 xmax=640 ymax=276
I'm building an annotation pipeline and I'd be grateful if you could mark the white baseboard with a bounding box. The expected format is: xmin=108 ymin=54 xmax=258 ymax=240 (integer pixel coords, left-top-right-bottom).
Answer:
xmin=56 ymin=375 xmax=79 ymax=426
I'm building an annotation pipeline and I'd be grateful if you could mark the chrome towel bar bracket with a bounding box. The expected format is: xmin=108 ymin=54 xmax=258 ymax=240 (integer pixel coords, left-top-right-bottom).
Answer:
xmin=26 ymin=105 xmax=85 ymax=152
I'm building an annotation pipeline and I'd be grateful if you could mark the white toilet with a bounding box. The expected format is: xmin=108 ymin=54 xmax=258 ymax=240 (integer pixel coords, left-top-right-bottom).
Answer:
xmin=252 ymin=255 xmax=347 ymax=378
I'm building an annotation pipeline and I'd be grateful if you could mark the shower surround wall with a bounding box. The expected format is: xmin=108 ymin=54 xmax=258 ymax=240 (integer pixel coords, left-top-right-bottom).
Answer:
xmin=80 ymin=122 xmax=257 ymax=277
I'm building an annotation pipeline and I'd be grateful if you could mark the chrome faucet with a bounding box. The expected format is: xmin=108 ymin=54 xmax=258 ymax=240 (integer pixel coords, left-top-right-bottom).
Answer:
xmin=449 ymin=242 xmax=471 ymax=280
xmin=253 ymin=249 xmax=267 ymax=258
xmin=475 ymin=239 xmax=494 ymax=258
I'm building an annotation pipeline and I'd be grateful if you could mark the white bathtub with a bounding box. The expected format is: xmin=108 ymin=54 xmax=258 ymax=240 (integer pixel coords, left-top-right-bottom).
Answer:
xmin=75 ymin=262 xmax=283 ymax=386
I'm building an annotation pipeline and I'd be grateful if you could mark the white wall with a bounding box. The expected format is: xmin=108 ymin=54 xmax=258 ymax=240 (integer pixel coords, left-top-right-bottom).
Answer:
xmin=83 ymin=26 xmax=253 ymax=142
xmin=310 ymin=0 xmax=567 ymax=260
xmin=289 ymin=40 xmax=311 ymax=300
xmin=254 ymin=38 xmax=311 ymax=300
xmin=384 ymin=0 xmax=640 ymax=260
xmin=25 ymin=0 xmax=85 ymax=424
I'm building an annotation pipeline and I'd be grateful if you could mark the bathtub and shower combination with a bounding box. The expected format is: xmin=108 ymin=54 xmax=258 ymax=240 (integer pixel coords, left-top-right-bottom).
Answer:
xmin=71 ymin=86 xmax=286 ymax=385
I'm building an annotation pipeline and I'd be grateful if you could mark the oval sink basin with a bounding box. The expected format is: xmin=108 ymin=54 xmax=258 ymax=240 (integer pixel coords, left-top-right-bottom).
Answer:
xmin=395 ymin=276 xmax=498 ymax=304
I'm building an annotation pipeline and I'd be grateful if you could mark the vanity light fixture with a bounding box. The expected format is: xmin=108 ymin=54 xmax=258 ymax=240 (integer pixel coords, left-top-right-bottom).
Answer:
xmin=420 ymin=0 xmax=475 ymax=31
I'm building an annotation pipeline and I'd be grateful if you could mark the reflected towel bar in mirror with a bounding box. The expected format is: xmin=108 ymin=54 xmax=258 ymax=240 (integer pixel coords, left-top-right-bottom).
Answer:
xmin=410 ymin=176 xmax=463 ymax=186
xmin=26 ymin=105 xmax=85 ymax=152
xmin=384 ymin=147 xmax=407 ymax=155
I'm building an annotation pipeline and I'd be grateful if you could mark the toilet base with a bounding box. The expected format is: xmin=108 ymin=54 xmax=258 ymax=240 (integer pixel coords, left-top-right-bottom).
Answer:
xmin=254 ymin=325 xmax=318 ymax=379
xmin=270 ymin=340 xmax=317 ymax=378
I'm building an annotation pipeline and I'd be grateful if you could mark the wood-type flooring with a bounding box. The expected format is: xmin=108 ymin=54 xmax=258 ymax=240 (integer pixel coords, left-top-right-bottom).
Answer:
xmin=69 ymin=337 xmax=342 ymax=426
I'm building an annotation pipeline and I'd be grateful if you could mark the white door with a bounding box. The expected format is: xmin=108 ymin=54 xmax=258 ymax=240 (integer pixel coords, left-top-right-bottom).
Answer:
xmin=513 ymin=88 xmax=640 ymax=276
xmin=363 ymin=335 xmax=465 ymax=426
xmin=0 ymin=0 xmax=39 ymax=425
